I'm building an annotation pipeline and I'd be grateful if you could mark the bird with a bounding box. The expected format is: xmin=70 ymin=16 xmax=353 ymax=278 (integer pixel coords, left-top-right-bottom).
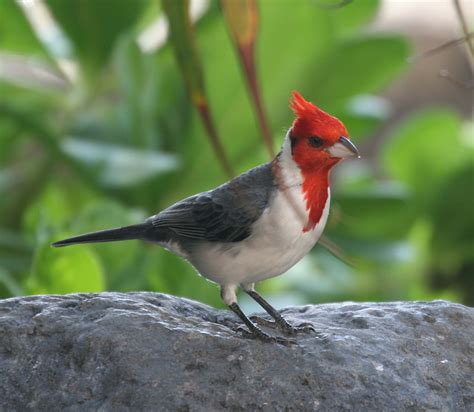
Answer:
xmin=52 ymin=91 xmax=359 ymax=344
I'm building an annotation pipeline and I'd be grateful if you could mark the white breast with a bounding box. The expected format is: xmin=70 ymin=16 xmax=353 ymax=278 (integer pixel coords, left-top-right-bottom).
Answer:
xmin=188 ymin=132 xmax=331 ymax=287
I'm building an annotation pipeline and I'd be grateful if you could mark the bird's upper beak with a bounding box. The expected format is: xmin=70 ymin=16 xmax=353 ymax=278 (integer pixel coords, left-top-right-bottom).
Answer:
xmin=327 ymin=136 xmax=360 ymax=159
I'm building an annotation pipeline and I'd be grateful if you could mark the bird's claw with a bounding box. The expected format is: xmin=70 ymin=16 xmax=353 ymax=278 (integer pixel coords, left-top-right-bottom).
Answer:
xmin=249 ymin=315 xmax=277 ymax=328
xmin=282 ymin=322 xmax=316 ymax=336
xmin=285 ymin=323 xmax=329 ymax=341
xmin=234 ymin=326 xmax=296 ymax=346
xmin=250 ymin=316 xmax=318 ymax=337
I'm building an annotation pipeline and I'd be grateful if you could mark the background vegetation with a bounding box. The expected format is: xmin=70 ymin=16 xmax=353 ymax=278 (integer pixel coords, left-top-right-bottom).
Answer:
xmin=0 ymin=0 xmax=472 ymax=309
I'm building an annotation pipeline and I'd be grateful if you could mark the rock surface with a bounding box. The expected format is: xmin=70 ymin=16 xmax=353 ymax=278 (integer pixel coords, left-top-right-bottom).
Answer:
xmin=0 ymin=293 xmax=473 ymax=411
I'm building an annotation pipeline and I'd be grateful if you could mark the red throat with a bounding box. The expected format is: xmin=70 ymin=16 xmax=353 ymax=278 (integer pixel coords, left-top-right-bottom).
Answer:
xmin=301 ymin=163 xmax=334 ymax=232
xmin=295 ymin=148 xmax=339 ymax=232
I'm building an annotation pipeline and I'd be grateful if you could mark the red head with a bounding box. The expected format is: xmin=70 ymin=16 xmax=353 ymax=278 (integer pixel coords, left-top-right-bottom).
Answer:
xmin=289 ymin=91 xmax=358 ymax=172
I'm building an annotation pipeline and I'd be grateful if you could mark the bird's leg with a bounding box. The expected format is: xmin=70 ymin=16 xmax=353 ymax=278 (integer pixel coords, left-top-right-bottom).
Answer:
xmin=244 ymin=287 xmax=315 ymax=336
xmin=221 ymin=285 xmax=294 ymax=346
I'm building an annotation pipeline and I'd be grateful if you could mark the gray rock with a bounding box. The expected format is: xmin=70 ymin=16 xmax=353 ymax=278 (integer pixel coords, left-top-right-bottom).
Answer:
xmin=0 ymin=293 xmax=473 ymax=411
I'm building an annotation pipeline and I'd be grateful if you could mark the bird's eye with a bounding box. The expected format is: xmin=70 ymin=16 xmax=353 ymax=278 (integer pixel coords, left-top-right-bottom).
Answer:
xmin=308 ymin=136 xmax=324 ymax=148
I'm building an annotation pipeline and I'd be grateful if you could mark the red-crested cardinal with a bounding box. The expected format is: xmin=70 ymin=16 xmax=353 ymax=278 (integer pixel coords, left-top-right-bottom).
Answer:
xmin=52 ymin=91 xmax=359 ymax=344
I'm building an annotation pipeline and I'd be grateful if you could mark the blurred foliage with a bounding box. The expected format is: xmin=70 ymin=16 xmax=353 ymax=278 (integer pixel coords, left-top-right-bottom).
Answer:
xmin=0 ymin=0 xmax=472 ymax=308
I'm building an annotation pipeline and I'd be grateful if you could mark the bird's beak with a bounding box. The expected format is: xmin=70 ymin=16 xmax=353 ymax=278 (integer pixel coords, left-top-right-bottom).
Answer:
xmin=327 ymin=136 xmax=360 ymax=159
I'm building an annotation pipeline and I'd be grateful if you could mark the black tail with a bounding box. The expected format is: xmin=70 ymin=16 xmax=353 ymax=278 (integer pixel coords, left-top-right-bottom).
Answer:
xmin=51 ymin=223 xmax=149 ymax=247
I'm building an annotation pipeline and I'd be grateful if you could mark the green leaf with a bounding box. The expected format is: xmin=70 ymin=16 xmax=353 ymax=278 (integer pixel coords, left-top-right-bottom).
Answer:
xmin=337 ymin=95 xmax=390 ymax=141
xmin=0 ymin=229 xmax=32 ymax=288
xmin=338 ymin=113 xmax=381 ymax=142
xmin=0 ymin=267 xmax=23 ymax=296
xmin=24 ymin=183 xmax=76 ymax=240
xmin=327 ymin=0 xmax=379 ymax=36
xmin=334 ymin=239 xmax=414 ymax=265
xmin=45 ymin=0 xmax=148 ymax=77
xmin=29 ymin=241 xmax=105 ymax=294
xmin=382 ymin=109 xmax=473 ymax=199
xmin=162 ymin=0 xmax=233 ymax=177
xmin=113 ymin=36 xmax=181 ymax=150
xmin=113 ymin=37 xmax=150 ymax=147
xmin=315 ymin=36 xmax=410 ymax=105
xmin=0 ymin=228 xmax=32 ymax=252
xmin=221 ymin=0 xmax=274 ymax=157
xmin=71 ymin=199 xmax=146 ymax=288
xmin=0 ymin=0 xmax=50 ymax=58
xmin=330 ymin=182 xmax=415 ymax=240
xmin=429 ymin=164 xmax=474 ymax=271
xmin=61 ymin=138 xmax=179 ymax=188
xmin=161 ymin=0 xmax=206 ymax=105
xmin=135 ymin=1 xmax=162 ymax=32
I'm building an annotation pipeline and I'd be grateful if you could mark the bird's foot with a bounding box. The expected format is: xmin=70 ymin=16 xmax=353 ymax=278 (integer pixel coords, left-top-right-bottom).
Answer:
xmin=249 ymin=316 xmax=278 ymax=329
xmin=281 ymin=323 xmax=329 ymax=341
xmin=250 ymin=316 xmax=326 ymax=338
xmin=282 ymin=322 xmax=317 ymax=336
xmin=234 ymin=326 xmax=296 ymax=346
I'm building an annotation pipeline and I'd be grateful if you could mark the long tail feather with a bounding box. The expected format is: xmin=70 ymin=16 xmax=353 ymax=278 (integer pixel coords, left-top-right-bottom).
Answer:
xmin=51 ymin=223 xmax=149 ymax=247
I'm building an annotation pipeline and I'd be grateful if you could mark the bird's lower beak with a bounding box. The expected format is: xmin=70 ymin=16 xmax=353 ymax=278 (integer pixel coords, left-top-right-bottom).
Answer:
xmin=327 ymin=136 xmax=360 ymax=159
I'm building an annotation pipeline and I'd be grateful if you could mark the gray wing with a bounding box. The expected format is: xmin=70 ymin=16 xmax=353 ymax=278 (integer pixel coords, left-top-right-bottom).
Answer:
xmin=147 ymin=163 xmax=276 ymax=243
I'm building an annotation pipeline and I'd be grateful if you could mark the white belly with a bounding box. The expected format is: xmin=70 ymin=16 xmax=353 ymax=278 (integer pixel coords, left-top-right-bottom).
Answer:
xmin=188 ymin=187 xmax=330 ymax=287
